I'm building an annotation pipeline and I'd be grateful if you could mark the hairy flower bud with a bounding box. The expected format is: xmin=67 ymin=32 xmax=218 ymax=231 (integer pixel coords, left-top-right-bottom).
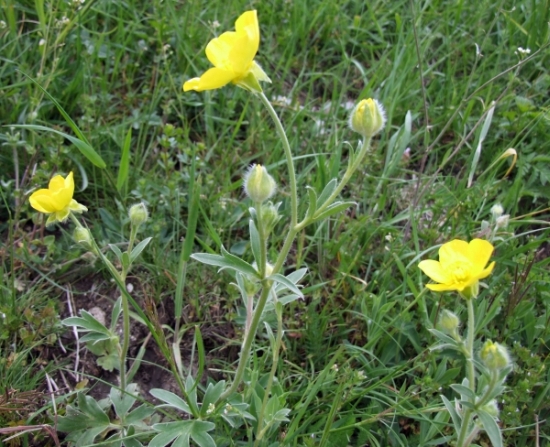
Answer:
xmin=74 ymin=227 xmax=93 ymax=250
xmin=129 ymin=202 xmax=148 ymax=227
xmin=480 ymin=340 xmax=511 ymax=371
xmin=438 ymin=309 xmax=460 ymax=335
xmin=260 ymin=201 xmax=281 ymax=237
xmin=490 ymin=204 xmax=504 ymax=219
xmin=495 ymin=215 xmax=510 ymax=229
xmin=349 ymin=98 xmax=386 ymax=138
xmin=244 ymin=164 xmax=277 ymax=203
xmin=481 ymin=399 xmax=500 ymax=418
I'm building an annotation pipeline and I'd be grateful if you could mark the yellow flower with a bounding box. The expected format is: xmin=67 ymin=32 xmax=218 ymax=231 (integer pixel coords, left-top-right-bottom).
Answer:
xmin=183 ymin=10 xmax=271 ymax=93
xmin=418 ymin=239 xmax=495 ymax=298
xmin=29 ymin=172 xmax=87 ymax=225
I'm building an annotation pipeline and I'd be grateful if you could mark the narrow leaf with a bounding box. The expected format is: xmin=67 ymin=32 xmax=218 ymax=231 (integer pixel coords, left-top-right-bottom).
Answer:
xmin=149 ymin=389 xmax=192 ymax=415
xmin=478 ymin=409 xmax=503 ymax=447
xmin=130 ymin=237 xmax=153 ymax=263
xmin=317 ymin=178 xmax=337 ymax=208
xmin=11 ymin=124 xmax=106 ymax=168
xmin=313 ymin=201 xmax=355 ymax=222
xmin=268 ymin=273 xmax=304 ymax=298
xmin=117 ymin=127 xmax=132 ymax=192
xmin=305 ymin=186 xmax=317 ymax=220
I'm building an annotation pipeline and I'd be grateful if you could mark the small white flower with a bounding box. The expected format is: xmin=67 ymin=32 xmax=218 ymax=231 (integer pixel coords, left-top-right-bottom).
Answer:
xmin=206 ymin=403 xmax=215 ymax=414
xmin=39 ymin=38 xmax=47 ymax=47
xmin=0 ymin=20 xmax=7 ymax=29
xmin=212 ymin=20 xmax=220 ymax=29
xmin=331 ymin=364 xmax=339 ymax=372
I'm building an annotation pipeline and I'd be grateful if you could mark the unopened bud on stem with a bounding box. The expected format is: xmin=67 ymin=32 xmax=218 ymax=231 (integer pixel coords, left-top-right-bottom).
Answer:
xmin=349 ymin=98 xmax=386 ymax=138
xmin=129 ymin=202 xmax=148 ymax=227
xmin=244 ymin=164 xmax=277 ymax=203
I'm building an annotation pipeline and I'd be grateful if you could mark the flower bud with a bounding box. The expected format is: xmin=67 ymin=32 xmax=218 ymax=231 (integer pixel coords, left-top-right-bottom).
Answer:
xmin=495 ymin=215 xmax=510 ymax=229
xmin=480 ymin=399 xmax=500 ymax=418
xmin=74 ymin=227 xmax=93 ymax=250
xmin=260 ymin=201 xmax=281 ymax=237
xmin=349 ymin=98 xmax=386 ymax=138
xmin=129 ymin=202 xmax=148 ymax=227
xmin=480 ymin=340 xmax=511 ymax=371
xmin=438 ymin=309 xmax=460 ymax=334
xmin=490 ymin=204 xmax=504 ymax=219
xmin=244 ymin=164 xmax=277 ymax=203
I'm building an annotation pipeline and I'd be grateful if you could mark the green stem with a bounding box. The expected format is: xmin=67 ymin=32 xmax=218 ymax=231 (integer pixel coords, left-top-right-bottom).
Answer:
xmin=456 ymin=298 xmax=477 ymax=447
xmin=255 ymin=301 xmax=284 ymax=445
xmin=312 ymin=137 xmax=371 ymax=220
xmin=255 ymin=201 xmax=268 ymax=278
xmin=475 ymin=369 xmax=499 ymax=409
xmin=69 ymin=213 xmax=128 ymax=391
xmin=220 ymin=282 xmax=272 ymax=401
xmin=257 ymin=92 xmax=298 ymax=227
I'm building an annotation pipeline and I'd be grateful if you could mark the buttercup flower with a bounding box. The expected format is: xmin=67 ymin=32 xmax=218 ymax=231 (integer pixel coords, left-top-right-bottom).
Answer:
xmin=183 ymin=10 xmax=271 ymax=93
xmin=418 ymin=239 xmax=495 ymax=299
xmin=29 ymin=172 xmax=87 ymax=225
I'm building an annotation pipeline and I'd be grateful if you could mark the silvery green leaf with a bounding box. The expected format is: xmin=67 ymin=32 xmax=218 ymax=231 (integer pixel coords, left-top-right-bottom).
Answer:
xmin=317 ymin=178 xmax=337 ymax=208
xmin=192 ymin=248 xmax=259 ymax=278
xmin=450 ymin=384 xmax=476 ymax=401
xmin=130 ymin=237 xmax=153 ymax=263
xmin=149 ymin=389 xmax=191 ymax=415
xmin=478 ymin=409 xmax=503 ymax=447
xmin=109 ymin=243 xmax=124 ymax=263
xmin=110 ymin=384 xmax=138 ymax=418
xmin=267 ymin=273 xmax=303 ymax=298
xmin=305 ymin=186 xmax=317 ymax=220
xmin=63 ymin=311 xmax=110 ymax=335
xmin=313 ymin=201 xmax=356 ymax=222
xmin=440 ymin=395 xmax=461 ymax=432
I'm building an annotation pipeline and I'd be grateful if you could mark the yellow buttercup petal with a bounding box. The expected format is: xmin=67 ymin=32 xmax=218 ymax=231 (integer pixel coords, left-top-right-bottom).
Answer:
xmin=418 ymin=259 xmax=451 ymax=285
xmin=235 ymin=10 xmax=259 ymax=53
xmin=183 ymin=10 xmax=269 ymax=93
xmin=205 ymin=31 xmax=238 ymax=67
xmin=467 ymin=239 xmax=494 ymax=273
xmin=438 ymin=239 xmax=468 ymax=266
xmin=228 ymin=33 xmax=256 ymax=75
xmin=184 ymin=67 xmax=236 ymax=92
xmin=29 ymin=189 xmax=58 ymax=213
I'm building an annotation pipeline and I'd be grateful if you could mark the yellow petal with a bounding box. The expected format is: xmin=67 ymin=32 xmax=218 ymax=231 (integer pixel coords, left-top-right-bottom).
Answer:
xmin=473 ymin=261 xmax=496 ymax=281
xmin=438 ymin=239 xmax=469 ymax=266
xmin=205 ymin=31 xmax=238 ymax=67
xmin=467 ymin=239 xmax=494 ymax=272
xmin=228 ymin=33 xmax=256 ymax=75
xmin=48 ymin=175 xmax=65 ymax=191
xmin=185 ymin=67 xmax=236 ymax=92
xmin=183 ymin=78 xmax=202 ymax=92
xmin=418 ymin=260 xmax=451 ymax=285
xmin=235 ymin=10 xmax=259 ymax=51
xmin=29 ymin=189 xmax=58 ymax=213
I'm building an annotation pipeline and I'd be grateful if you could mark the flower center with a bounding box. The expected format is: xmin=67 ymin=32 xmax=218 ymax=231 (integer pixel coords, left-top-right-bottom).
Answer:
xmin=448 ymin=260 xmax=472 ymax=284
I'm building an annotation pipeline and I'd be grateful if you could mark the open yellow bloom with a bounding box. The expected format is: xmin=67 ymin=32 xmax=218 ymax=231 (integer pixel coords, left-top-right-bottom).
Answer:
xmin=418 ymin=239 xmax=495 ymax=298
xmin=29 ymin=172 xmax=87 ymax=225
xmin=183 ymin=10 xmax=271 ymax=93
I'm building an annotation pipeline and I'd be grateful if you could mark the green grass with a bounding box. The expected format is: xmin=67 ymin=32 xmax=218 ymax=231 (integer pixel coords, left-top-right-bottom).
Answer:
xmin=1 ymin=0 xmax=550 ymax=445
